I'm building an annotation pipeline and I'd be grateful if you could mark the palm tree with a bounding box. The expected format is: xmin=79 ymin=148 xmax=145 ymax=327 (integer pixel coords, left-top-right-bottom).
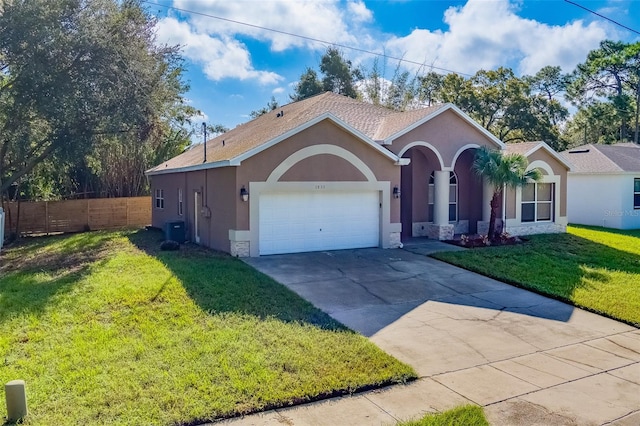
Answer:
xmin=472 ymin=147 xmax=542 ymax=242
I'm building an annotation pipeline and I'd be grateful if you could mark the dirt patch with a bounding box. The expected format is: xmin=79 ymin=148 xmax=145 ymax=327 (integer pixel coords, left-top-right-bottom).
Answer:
xmin=0 ymin=236 xmax=115 ymax=276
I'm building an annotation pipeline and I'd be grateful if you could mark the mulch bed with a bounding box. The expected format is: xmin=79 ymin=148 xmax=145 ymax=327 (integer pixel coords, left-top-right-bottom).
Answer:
xmin=445 ymin=234 xmax=528 ymax=248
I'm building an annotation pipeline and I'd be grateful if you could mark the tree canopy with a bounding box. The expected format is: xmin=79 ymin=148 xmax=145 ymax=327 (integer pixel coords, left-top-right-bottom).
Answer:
xmin=568 ymin=40 xmax=640 ymax=144
xmin=282 ymin=39 xmax=640 ymax=149
xmin=0 ymin=0 xmax=191 ymax=199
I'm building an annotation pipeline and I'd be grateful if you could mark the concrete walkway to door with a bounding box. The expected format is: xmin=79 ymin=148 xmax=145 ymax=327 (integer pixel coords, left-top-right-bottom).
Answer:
xmin=224 ymin=245 xmax=640 ymax=426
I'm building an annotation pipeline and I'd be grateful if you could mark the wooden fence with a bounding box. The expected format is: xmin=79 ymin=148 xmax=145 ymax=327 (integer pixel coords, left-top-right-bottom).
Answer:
xmin=2 ymin=197 xmax=151 ymax=236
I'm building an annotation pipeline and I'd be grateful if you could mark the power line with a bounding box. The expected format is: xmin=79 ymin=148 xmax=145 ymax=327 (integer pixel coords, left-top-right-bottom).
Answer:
xmin=141 ymin=0 xmax=472 ymax=77
xmin=564 ymin=0 xmax=640 ymax=36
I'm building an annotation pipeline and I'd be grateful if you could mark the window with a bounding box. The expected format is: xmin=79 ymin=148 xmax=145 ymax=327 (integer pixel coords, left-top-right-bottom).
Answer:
xmin=178 ymin=188 xmax=183 ymax=216
xmin=635 ymin=178 xmax=640 ymax=209
xmin=428 ymin=171 xmax=457 ymax=222
xmin=155 ymin=189 xmax=164 ymax=209
xmin=521 ymin=183 xmax=553 ymax=222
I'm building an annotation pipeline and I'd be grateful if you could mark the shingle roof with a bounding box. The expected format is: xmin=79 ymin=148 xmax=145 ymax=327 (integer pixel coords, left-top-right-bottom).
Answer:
xmin=504 ymin=142 xmax=541 ymax=156
xmin=148 ymin=92 xmax=445 ymax=174
xmin=505 ymin=141 xmax=572 ymax=171
xmin=560 ymin=143 xmax=640 ymax=173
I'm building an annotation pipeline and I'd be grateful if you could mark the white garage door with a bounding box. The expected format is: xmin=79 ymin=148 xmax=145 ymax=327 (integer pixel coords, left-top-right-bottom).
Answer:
xmin=259 ymin=191 xmax=380 ymax=255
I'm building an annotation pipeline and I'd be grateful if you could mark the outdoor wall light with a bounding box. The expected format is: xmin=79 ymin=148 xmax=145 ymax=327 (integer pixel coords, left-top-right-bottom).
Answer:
xmin=393 ymin=185 xmax=400 ymax=199
xmin=240 ymin=186 xmax=249 ymax=202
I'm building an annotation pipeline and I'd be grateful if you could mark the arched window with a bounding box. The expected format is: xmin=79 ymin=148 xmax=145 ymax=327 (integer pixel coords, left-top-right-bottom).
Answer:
xmin=428 ymin=171 xmax=457 ymax=222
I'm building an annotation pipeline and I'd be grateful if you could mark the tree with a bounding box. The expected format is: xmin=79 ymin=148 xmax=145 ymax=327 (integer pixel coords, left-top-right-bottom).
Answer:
xmin=434 ymin=67 xmax=567 ymax=149
xmin=563 ymin=101 xmax=621 ymax=146
xmin=526 ymin=66 xmax=572 ymax=102
xmin=290 ymin=67 xmax=323 ymax=102
xmin=417 ymin=71 xmax=444 ymax=106
xmin=568 ymin=40 xmax=640 ymax=143
xmin=249 ymin=96 xmax=279 ymax=119
xmin=319 ymin=47 xmax=361 ymax=98
xmin=472 ymin=147 xmax=541 ymax=242
xmin=0 ymin=0 xmax=187 ymax=196
xmin=384 ymin=63 xmax=416 ymax=111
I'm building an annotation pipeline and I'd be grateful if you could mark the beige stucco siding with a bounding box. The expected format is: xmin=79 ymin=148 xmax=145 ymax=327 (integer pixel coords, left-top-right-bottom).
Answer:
xmin=526 ymin=149 xmax=568 ymax=217
xmin=203 ymin=167 xmax=237 ymax=253
xmin=454 ymin=149 xmax=483 ymax=232
xmin=150 ymin=168 xmax=239 ymax=253
xmin=279 ymin=154 xmax=368 ymax=182
xmin=150 ymin=172 xmax=186 ymax=229
xmin=389 ymin=110 xmax=499 ymax=168
xmin=238 ymin=119 xmax=401 ymax=225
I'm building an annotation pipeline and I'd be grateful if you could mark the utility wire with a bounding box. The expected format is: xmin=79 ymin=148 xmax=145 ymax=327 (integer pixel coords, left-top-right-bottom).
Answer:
xmin=564 ymin=0 xmax=640 ymax=36
xmin=141 ymin=0 xmax=472 ymax=76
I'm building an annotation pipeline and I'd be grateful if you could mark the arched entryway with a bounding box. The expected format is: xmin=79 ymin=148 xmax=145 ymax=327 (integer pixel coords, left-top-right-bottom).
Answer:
xmin=399 ymin=145 xmax=442 ymax=239
xmin=452 ymin=147 xmax=484 ymax=234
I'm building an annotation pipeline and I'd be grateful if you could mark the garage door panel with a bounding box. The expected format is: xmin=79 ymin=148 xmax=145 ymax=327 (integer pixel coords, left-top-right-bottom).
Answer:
xmin=259 ymin=191 xmax=379 ymax=255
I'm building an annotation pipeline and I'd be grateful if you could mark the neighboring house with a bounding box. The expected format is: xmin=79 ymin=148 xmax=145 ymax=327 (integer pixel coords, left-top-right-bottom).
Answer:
xmin=147 ymin=92 xmax=569 ymax=257
xmin=561 ymin=143 xmax=640 ymax=230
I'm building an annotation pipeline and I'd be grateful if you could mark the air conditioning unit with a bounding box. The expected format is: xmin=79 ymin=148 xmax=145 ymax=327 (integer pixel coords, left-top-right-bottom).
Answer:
xmin=164 ymin=220 xmax=186 ymax=244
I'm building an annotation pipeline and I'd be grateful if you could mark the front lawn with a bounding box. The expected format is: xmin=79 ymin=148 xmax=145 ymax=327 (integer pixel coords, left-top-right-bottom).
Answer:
xmin=433 ymin=225 xmax=640 ymax=326
xmin=399 ymin=405 xmax=488 ymax=426
xmin=0 ymin=229 xmax=415 ymax=425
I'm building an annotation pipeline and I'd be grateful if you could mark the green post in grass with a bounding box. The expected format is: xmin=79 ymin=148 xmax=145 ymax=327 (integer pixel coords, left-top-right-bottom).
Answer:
xmin=5 ymin=380 xmax=28 ymax=422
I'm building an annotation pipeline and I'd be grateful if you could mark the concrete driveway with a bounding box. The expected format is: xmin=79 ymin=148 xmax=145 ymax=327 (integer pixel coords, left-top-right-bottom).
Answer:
xmin=242 ymin=244 xmax=640 ymax=425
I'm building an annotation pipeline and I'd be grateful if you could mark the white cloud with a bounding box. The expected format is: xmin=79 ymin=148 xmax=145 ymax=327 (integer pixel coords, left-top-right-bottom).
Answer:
xmin=272 ymin=87 xmax=285 ymax=95
xmin=347 ymin=1 xmax=373 ymax=23
xmin=156 ymin=17 xmax=283 ymax=84
xmin=174 ymin=0 xmax=368 ymax=52
xmin=383 ymin=0 xmax=609 ymax=76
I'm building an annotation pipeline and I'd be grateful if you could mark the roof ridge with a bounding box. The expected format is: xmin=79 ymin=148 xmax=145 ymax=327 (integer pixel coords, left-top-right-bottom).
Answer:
xmin=590 ymin=144 xmax=625 ymax=172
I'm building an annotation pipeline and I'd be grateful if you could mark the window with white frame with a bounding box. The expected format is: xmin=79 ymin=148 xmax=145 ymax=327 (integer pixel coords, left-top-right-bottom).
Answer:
xmin=155 ymin=189 xmax=164 ymax=209
xmin=178 ymin=188 xmax=183 ymax=215
xmin=635 ymin=178 xmax=640 ymax=209
xmin=428 ymin=171 xmax=457 ymax=222
xmin=521 ymin=182 xmax=554 ymax=222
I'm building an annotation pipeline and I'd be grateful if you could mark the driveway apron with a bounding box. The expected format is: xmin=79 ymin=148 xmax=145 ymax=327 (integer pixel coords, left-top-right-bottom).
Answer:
xmin=240 ymin=246 xmax=640 ymax=426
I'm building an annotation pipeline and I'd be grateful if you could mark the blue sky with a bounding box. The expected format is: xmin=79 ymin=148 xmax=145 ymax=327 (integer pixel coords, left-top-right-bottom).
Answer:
xmin=148 ymin=0 xmax=640 ymax=132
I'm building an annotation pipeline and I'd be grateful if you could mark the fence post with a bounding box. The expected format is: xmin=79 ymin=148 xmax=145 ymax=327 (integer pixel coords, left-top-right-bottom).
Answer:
xmin=0 ymin=207 xmax=4 ymax=253
xmin=45 ymin=201 xmax=49 ymax=235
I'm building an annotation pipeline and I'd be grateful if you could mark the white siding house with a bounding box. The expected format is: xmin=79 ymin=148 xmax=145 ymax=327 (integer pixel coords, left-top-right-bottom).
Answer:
xmin=561 ymin=144 xmax=640 ymax=230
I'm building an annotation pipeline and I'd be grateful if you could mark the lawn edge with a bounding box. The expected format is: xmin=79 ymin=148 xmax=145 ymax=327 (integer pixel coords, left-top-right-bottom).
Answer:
xmin=429 ymin=253 xmax=640 ymax=329
xmin=184 ymin=377 xmax=417 ymax=425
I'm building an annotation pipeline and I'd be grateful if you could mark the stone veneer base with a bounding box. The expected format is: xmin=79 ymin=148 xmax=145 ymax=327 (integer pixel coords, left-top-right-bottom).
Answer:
xmin=426 ymin=224 xmax=455 ymax=240
xmin=230 ymin=240 xmax=250 ymax=257
xmin=389 ymin=232 xmax=402 ymax=248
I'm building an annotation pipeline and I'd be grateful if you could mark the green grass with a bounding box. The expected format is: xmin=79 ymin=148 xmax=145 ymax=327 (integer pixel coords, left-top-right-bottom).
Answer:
xmin=0 ymin=229 xmax=415 ymax=425
xmin=398 ymin=405 xmax=488 ymax=426
xmin=433 ymin=225 xmax=640 ymax=326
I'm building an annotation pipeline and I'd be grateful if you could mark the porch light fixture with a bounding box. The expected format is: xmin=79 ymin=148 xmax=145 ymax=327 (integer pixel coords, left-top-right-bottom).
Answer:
xmin=240 ymin=186 xmax=249 ymax=202
xmin=393 ymin=185 xmax=400 ymax=199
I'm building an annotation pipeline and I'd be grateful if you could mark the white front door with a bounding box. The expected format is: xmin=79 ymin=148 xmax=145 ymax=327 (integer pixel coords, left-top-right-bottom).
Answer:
xmin=259 ymin=191 xmax=379 ymax=255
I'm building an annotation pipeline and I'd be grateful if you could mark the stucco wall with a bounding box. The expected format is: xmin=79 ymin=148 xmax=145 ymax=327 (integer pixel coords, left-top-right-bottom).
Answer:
xmin=390 ymin=109 xmax=500 ymax=168
xmin=151 ymin=172 xmax=184 ymax=233
xmin=454 ymin=148 xmax=483 ymax=233
xmin=527 ymin=148 xmax=568 ymax=217
xmin=567 ymin=174 xmax=640 ymax=229
xmin=150 ymin=168 xmax=238 ymax=253
xmin=238 ymin=119 xmax=401 ymax=226
xmin=279 ymin=154 xmax=368 ymax=182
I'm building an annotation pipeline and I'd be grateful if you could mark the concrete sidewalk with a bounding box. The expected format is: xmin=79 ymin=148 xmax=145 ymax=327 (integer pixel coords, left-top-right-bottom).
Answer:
xmin=224 ymin=246 xmax=640 ymax=426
